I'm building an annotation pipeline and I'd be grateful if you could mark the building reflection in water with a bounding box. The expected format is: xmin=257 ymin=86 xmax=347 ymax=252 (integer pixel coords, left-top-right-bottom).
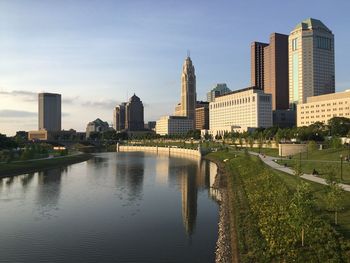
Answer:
xmin=115 ymin=153 xmax=145 ymax=202
xmin=36 ymin=167 xmax=66 ymax=208
xmin=155 ymin=155 xmax=170 ymax=185
xmin=176 ymin=157 xmax=219 ymax=236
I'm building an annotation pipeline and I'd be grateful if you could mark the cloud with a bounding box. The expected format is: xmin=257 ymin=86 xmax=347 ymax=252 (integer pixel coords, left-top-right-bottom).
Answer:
xmin=0 ymin=109 xmax=37 ymax=118
xmin=82 ymin=100 xmax=120 ymax=109
xmin=0 ymin=90 xmax=37 ymax=102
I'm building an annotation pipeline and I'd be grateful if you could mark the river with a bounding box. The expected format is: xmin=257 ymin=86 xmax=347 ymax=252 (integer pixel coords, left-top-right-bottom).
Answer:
xmin=0 ymin=152 xmax=220 ymax=262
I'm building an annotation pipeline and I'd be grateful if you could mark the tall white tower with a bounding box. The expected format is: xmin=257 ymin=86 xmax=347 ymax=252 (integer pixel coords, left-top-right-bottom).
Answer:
xmin=180 ymin=56 xmax=196 ymax=128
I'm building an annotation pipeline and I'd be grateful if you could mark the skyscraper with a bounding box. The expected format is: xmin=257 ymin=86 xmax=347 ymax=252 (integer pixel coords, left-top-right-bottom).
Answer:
xmin=113 ymin=103 xmax=126 ymax=131
xmin=206 ymin=83 xmax=231 ymax=102
xmin=179 ymin=56 xmax=196 ymax=127
xmin=289 ymin=18 xmax=335 ymax=106
xmin=251 ymin=33 xmax=289 ymax=110
xmin=264 ymin=33 xmax=289 ymax=110
xmin=125 ymin=94 xmax=144 ymax=131
xmin=251 ymin=42 xmax=268 ymax=89
xmin=38 ymin=93 xmax=61 ymax=132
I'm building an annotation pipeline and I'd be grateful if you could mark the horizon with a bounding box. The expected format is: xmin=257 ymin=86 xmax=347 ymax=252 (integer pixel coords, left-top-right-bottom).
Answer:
xmin=1 ymin=0 xmax=350 ymax=135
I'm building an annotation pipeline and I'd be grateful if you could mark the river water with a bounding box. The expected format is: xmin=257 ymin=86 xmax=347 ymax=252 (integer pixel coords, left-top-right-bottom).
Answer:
xmin=0 ymin=152 xmax=220 ymax=262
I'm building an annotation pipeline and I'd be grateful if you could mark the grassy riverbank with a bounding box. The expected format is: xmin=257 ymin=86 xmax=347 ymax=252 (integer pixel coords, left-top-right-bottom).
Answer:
xmin=0 ymin=153 xmax=92 ymax=177
xmin=207 ymin=151 xmax=350 ymax=262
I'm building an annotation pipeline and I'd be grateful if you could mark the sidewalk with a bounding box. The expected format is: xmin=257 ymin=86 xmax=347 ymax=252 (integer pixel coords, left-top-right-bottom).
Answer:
xmin=249 ymin=151 xmax=350 ymax=192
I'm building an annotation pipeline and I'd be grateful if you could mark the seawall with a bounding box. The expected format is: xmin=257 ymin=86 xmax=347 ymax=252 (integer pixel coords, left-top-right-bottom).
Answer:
xmin=117 ymin=145 xmax=202 ymax=158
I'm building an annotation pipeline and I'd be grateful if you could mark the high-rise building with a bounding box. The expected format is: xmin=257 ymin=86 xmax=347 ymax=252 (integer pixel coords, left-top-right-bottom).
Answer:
xmin=176 ymin=56 xmax=196 ymax=128
xmin=125 ymin=94 xmax=144 ymax=131
xmin=195 ymin=102 xmax=209 ymax=130
xmin=206 ymin=83 xmax=231 ymax=102
xmin=289 ymin=18 xmax=335 ymax=106
xmin=38 ymin=93 xmax=61 ymax=132
xmin=251 ymin=33 xmax=289 ymax=110
xmin=264 ymin=33 xmax=289 ymax=110
xmin=113 ymin=103 xmax=126 ymax=131
xmin=251 ymin=42 xmax=268 ymax=89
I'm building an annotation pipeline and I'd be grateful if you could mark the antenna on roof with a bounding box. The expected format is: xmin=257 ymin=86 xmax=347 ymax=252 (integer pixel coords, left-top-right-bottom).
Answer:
xmin=187 ymin=50 xmax=190 ymax=58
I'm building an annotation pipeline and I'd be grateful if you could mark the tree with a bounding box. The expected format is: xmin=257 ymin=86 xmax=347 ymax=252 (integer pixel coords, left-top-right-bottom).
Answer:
xmin=328 ymin=117 xmax=350 ymax=137
xmin=289 ymin=182 xmax=314 ymax=246
xmin=325 ymin=182 xmax=345 ymax=225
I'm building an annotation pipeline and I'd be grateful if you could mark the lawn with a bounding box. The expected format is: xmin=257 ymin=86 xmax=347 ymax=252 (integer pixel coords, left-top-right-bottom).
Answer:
xmin=207 ymin=151 xmax=350 ymax=261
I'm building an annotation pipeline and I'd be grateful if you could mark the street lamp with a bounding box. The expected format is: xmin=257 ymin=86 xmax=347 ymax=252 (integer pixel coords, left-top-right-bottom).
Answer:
xmin=340 ymin=154 xmax=343 ymax=181
xmin=299 ymin=150 xmax=302 ymax=174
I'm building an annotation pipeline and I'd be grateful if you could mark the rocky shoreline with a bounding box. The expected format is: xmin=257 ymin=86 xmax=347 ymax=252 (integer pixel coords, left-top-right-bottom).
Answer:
xmin=209 ymin=158 xmax=238 ymax=263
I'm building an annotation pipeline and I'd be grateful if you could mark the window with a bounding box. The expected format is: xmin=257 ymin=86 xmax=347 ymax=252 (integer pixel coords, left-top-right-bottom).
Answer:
xmin=292 ymin=38 xmax=298 ymax=51
xmin=317 ymin=36 xmax=331 ymax=50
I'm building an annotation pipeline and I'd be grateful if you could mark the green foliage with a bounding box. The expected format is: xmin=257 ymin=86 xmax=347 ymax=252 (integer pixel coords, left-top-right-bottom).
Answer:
xmin=0 ymin=133 xmax=18 ymax=150
xmin=328 ymin=117 xmax=350 ymax=137
xmin=326 ymin=182 xmax=345 ymax=225
xmin=209 ymin=152 xmax=350 ymax=261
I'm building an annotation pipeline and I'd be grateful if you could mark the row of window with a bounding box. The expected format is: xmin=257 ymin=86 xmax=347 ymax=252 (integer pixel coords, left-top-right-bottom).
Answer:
xmin=300 ymin=101 xmax=348 ymax=109
xmin=211 ymin=96 xmax=256 ymax=109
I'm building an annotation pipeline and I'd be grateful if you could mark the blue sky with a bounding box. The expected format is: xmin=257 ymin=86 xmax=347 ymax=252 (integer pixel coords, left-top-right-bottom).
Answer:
xmin=1 ymin=0 xmax=350 ymax=135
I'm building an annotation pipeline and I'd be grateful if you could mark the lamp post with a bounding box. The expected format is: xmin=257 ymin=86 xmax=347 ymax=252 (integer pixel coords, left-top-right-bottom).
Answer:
xmin=340 ymin=154 xmax=343 ymax=181
xmin=299 ymin=150 xmax=302 ymax=174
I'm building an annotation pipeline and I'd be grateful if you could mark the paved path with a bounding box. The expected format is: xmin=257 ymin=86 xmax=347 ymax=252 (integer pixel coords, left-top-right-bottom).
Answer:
xmin=249 ymin=151 xmax=350 ymax=192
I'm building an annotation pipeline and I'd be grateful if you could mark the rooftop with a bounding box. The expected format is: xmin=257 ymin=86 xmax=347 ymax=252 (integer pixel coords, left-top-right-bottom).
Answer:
xmin=293 ymin=18 xmax=332 ymax=33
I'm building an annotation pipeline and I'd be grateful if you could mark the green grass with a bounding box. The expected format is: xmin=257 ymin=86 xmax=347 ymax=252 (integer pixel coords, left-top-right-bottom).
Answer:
xmin=0 ymin=153 xmax=92 ymax=177
xmin=292 ymin=147 xmax=350 ymax=161
xmin=248 ymin=147 xmax=279 ymax=157
xmin=207 ymin=151 xmax=350 ymax=261
xmin=277 ymin=157 xmax=350 ymax=184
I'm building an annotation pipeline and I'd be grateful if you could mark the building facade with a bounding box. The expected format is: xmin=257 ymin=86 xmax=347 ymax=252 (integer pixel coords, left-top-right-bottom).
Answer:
xmin=209 ymin=87 xmax=272 ymax=135
xmin=156 ymin=116 xmax=193 ymax=136
xmin=113 ymin=103 xmax=126 ymax=131
xmin=125 ymin=94 xmax=144 ymax=131
xmin=39 ymin=93 xmax=61 ymax=131
xmin=251 ymin=33 xmax=289 ymax=110
xmin=297 ymin=90 xmax=350 ymax=127
xmin=289 ymin=18 xmax=335 ymax=106
xmin=206 ymin=83 xmax=231 ymax=102
xmin=263 ymin=33 xmax=289 ymax=110
xmin=175 ymin=56 xmax=196 ymax=128
xmin=195 ymin=102 xmax=209 ymax=130
xmin=86 ymin=118 xmax=110 ymax=138
xmin=251 ymin=42 xmax=268 ymax=90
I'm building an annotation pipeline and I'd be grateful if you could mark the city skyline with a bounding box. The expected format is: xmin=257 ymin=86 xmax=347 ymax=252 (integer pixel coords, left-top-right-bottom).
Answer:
xmin=1 ymin=1 xmax=350 ymax=135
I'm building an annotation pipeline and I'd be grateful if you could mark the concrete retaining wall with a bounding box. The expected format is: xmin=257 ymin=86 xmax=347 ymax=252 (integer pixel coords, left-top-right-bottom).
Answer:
xmin=279 ymin=143 xmax=307 ymax=157
xmin=117 ymin=145 xmax=202 ymax=158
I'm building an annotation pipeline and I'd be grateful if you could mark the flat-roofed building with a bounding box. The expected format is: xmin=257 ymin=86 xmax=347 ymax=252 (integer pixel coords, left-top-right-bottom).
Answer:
xmin=28 ymin=130 xmax=48 ymax=141
xmin=209 ymin=87 xmax=272 ymax=136
xmin=156 ymin=116 xmax=193 ymax=136
xmin=195 ymin=102 xmax=209 ymax=130
xmin=39 ymin=93 xmax=61 ymax=132
xmin=297 ymin=90 xmax=350 ymax=127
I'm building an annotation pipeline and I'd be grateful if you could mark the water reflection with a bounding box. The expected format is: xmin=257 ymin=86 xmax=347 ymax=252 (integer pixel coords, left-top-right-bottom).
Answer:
xmin=0 ymin=153 xmax=219 ymax=263
xmin=36 ymin=167 xmax=65 ymax=213
xmin=114 ymin=153 xmax=145 ymax=202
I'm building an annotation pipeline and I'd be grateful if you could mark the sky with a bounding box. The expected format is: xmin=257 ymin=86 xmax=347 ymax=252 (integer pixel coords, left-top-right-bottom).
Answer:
xmin=1 ymin=0 xmax=350 ymax=135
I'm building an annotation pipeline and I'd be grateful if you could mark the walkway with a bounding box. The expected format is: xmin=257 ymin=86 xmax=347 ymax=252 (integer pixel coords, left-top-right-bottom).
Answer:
xmin=249 ymin=151 xmax=350 ymax=192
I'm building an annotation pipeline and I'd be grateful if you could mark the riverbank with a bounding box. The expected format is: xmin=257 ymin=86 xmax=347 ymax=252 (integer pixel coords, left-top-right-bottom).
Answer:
xmin=205 ymin=155 xmax=239 ymax=263
xmin=206 ymin=151 xmax=350 ymax=262
xmin=0 ymin=153 xmax=92 ymax=177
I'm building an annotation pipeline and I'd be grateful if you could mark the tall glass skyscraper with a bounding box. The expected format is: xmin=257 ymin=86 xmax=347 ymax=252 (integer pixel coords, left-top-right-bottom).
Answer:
xmin=288 ymin=18 xmax=335 ymax=106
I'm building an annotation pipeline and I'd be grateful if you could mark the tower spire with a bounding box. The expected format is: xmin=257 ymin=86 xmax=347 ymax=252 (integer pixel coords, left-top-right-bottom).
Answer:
xmin=187 ymin=50 xmax=190 ymax=58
